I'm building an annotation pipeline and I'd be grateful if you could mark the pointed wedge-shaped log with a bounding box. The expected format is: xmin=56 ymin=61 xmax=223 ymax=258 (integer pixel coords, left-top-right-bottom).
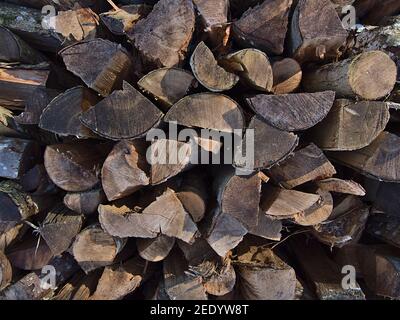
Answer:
xmin=131 ymin=0 xmax=195 ymax=68
xmin=60 ymin=39 xmax=132 ymax=96
xmin=80 ymin=81 xmax=163 ymax=140
xmin=102 ymin=140 xmax=149 ymax=201
xmin=0 ymin=251 xmax=12 ymax=291
xmin=64 ymin=188 xmax=106 ymax=216
xmin=246 ymin=91 xmax=335 ymax=131
xmin=289 ymin=0 xmax=347 ymax=63
xmin=137 ymin=235 xmax=175 ymax=262
xmin=303 ymin=51 xmax=397 ymax=100
xmin=233 ymin=0 xmax=293 ymax=55
xmin=248 ymin=210 xmax=282 ymax=241
xmin=39 ymin=87 xmax=100 ymax=138
xmin=165 ymin=93 xmax=244 ymax=132
xmin=72 ymin=224 xmax=126 ymax=274
xmin=268 ymin=143 xmax=336 ymax=189
xmin=138 ymin=68 xmax=197 ymax=110
xmin=221 ymin=49 xmax=273 ymax=92
xmin=44 ymin=141 xmax=111 ymax=192
xmin=272 ymin=58 xmax=302 ymax=94
xmin=329 ymin=132 xmax=400 ymax=182
xmin=190 ymin=41 xmax=239 ymax=92
xmin=310 ymin=100 xmax=390 ymax=151
xmin=316 ymin=178 xmax=366 ymax=196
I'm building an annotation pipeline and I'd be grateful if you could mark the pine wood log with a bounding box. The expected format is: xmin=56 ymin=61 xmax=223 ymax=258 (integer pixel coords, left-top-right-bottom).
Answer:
xmin=137 ymin=235 xmax=175 ymax=262
xmin=165 ymin=93 xmax=244 ymax=133
xmin=329 ymin=132 xmax=400 ymax=182
xmin=60 ymin=39 xmax=132 ymax=96
xmin=272 ymin=58 xmax=302 ymax=94
xmin=0 ymin=251 xmax=12 ymax=291
xmin=72 ymin=224 xmax=126 ymax=274
xmin=80 ymin=81 xmax=163 ymax=140
xmin=233 ymin=0 xmax=293 ymax=55
xmin=289 ymin=0 xmax=347 ymax=63
xmin=246 ymin=91 xmax=335 ymax=132
xmin=354 ymin=0 xmax=400 ymax=25
xmin=0 ymin=137 xmax=40 ymax=179
xmin=44 ymin=141 xmax=111 ymax=192
xmin=138 ymin=67 xmax=197 ymax=110
xmin=64 ymin=188 xmax=106 ymax=216
xmin=268 ymin=143 xmax=337 ymax=189
xmin=54 ymin=270 xmax=100 ymax=300
xmin=101 ymin=140 xmax=149 ymax=201
xmin=130 ymin=0 xmax=195 ymax=69
xmin=303 ymin=51 xmax=397 ymax=100
xmin=310 ymin=100 xmax=390 ymax=151
xmin=221 ymin=49 xmax=273 ymax=92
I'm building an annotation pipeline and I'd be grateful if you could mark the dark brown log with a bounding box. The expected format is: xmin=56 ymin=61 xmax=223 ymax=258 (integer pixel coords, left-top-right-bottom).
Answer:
xmin=329 ymin=132 xmax=400 ymax=182
xmin=21 ymin=164 xmax=58 ymax=196
xmin=316 ymin=178 xmax=366 ymax=196
xmin=80 ymin=81 xmax=163 ymax=140
xmin=233 ymin=0 xmax=293 ymax=55
xmin=354 ymin=0 xmax=400 ymax=25
xmin=367 ymin=182 xmax=400 ymax=217
xmin=138 ymin=67 xmax=197 ymax=110
xmin=60 ymin=39 xmax=132 ymax=96
xmin=289 ymin=0 xmax=347 ymax=63
xmin=310 ymin=100 xmax=390 ymax=151
xmin=268 ymin=143 xmax=337 ymax=189
xmin=44 ymin=142 xmax=110 ymax=192
xmin=165 ymin=93 xmax=244 ymax=133
xmin=303 ymin=51 xmax=397 ymax=100
xmin=101 ymin=140 xmax=149 ymax=201
xmin=366 ymin=212 xmax=400 ymax=248
xmin=0 ymin=137 xmax=40 ymax=179
xmin=190 ymin=41 xmax=239 ymax=92
xmin=130 ymin=0 xmax=195 ymax=68
xmin=272 ymin=58 xmax=302 ymax=94
xmin=137 ymin=235 xmax=175 ymax=262
xmin=246 ymin=91 xmax=335 ymax=132
xmin=0 ymin=251 xmax=12 ymax=291
xmin=63 ymin=188 xmax=105 ymax=216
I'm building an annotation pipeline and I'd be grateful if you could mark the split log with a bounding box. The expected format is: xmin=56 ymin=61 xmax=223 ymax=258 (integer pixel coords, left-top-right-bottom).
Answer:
xmin=221 ymin=49 xmax=273 ymax=92
xmin=233 ymin=0 xmax=293 ymax=55
xmin=44 ymin=141 xmax=111 ymax=192
xmin=64 ymin=188 xmax=106 ymax=216
xmin=0 ymin=137 xmax=40 ymax=179
xmin=366 ymin=212 xmax=400 ymax=248
xmin=39 ymin=87 xmax=100 ymax=138
xmin=316 ymin=178 xmax=366 ymax=196
xmin=272 ymin=58 xmax=302 ymax=94
xmin=72 ymin=224 xmax=126 ymax=273
xmin=137 ymin=235 xmax=175 ymax=262
xmin=60 ymin=39 xmax=132 ymax=96
xmin=354 ymin=0 xmax=400 ymax=25
xmin=130 ymin=0 xmax=195 ymax=68
xmin=310 ymin=100 xmax=390 ymax=151
xmin=101 ymin=140 xmax=149 ymax=201
xmin=138 ymin=68 xmax=197 ymax=110
xmin=329 ymin=132 xmax=400 ymax=182
xmin=54 ymin=270 xmax=100 ymax=300
xmin=289 ymin=0 xmax=348 ymax=63
xmin=303 ymin=51 xmax=397 ymax=100
xmin=0 ymin=223 xmax=27 ymax=252
xmin=246 ymin=91 xmax=335 ymax=131
xmin=248 ymin=210 xmax=282 ymax=241
xmin=21 ymin=164 xmax=58 ymax=196
xmin=268 ymin=143 xmax=337 ymax=189
xmin=80 ymin=81 xmax=163 ymax=140
xmin=165 ymin=93 xmax=244 ymax=133
xmin=0 ymin=251 xmax=12 ymax=291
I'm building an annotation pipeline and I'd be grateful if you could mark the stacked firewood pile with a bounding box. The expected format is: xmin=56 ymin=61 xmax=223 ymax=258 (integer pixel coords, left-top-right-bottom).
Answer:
xmin=0 ymin=0 xmax=399 ymax=300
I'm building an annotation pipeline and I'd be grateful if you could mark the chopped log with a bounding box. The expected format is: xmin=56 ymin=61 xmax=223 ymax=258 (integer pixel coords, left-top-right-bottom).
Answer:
xmin=288 ymin=237 xmax=365 ymax=300
xmin=248 ymin=210 xmax=282 ymax=241
xmin=221 ymin=49 xmax=273 ymax=92
xmin=44 ymin=141 xmax=111 ymax=192
xmin=0 ymin=251 xmax=12 ymax=291
xmin=0 ymin=64 xmax=50 ymax=109
xmin=235 ymin=241 xmax=297 ymax=300
xmin=0 ymin=223 xmax=27 ymax=252
xmin=21 ymin=164 xmax=58 ymax=196
xmin=310 ymin=100 xmax=390 ymax=151
xmin=268 ymin=143 xmax=337 ymax=189
xmin=366 ymin=212 xmax=400 ymax=248
xmin=329 ymin=132 xmax=400 ymax=182
xmin=272 ymin=58 xmax=302 ymax=94
xmin=233 ymin=0 xmax=293 ymax=55
xmin=165 ymin=93 xmax=244 ymax=132
xmin=355 ymin=0 xmax=400 ymax=25
xmin=137 ymin=235 xmax=175 ymax=262
xmin=130 ymin=0 xmax=195 ymax=68
xmin=138 ymin=67 xmax=197 ymax=110
xmin=246 ymin=91 xmax=335 ymax=132
xmin=101 ymin=140 xmax=149 ymax=201
xmin=289 ymin=0 xmax=347 ymax=63
xmin=80 ymin=81 xmax=163 ymax=140
xmin=39 ymin=87 xmax=100 ymax=138
xmin=63 ymin=188 xmax=105 ymax=216
xmin=303 ymin=51 xmax=397 ymax=100
xmin=54 ymin=270 xmax=100 ymax=300
xmin=72 ymin=224 xmax=126 ymax=273
xmin=60 ymin=39 xmax=132 ymax=96
xmin=0 ymin=137 xmax=40 ymax=179
xmin=316 ymin=178 xmax=366 ymax=196
xmin=190 ymin=41 xmax=239 ymax=92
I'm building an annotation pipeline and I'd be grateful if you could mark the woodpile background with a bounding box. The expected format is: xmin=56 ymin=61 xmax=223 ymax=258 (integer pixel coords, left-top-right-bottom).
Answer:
xmin=0 ymin=0 xmax=399 ymax=300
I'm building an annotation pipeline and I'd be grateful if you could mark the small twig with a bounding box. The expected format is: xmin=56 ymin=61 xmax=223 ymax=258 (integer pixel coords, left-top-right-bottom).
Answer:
xmin=106 ymin=0 xmax=120 ymax=12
